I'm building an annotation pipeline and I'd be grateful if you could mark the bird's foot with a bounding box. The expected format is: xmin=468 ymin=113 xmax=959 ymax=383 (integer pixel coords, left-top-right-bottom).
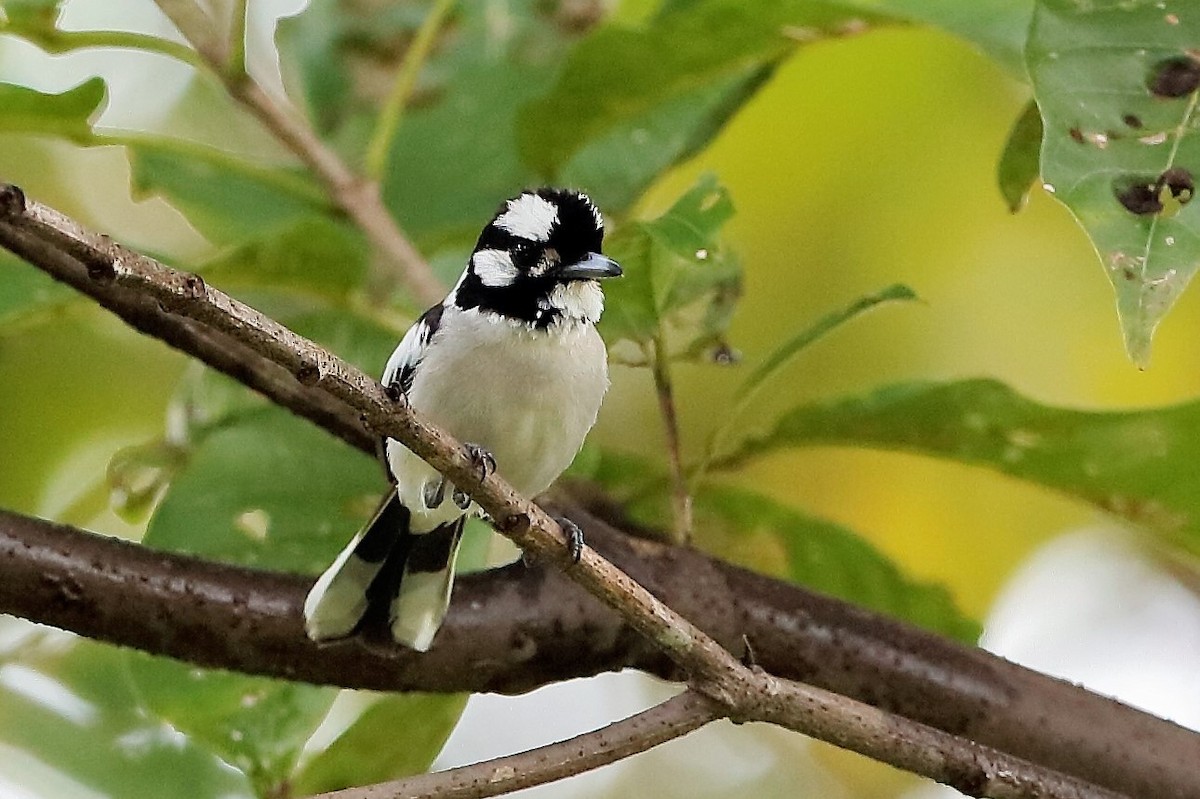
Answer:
xmin=464 ymin=443 xmax=497 ymax=480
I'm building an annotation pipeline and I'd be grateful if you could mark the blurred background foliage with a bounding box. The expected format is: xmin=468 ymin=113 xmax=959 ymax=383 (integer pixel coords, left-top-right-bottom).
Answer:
xmin=1 ymin=0 xmax=1199 ymax=798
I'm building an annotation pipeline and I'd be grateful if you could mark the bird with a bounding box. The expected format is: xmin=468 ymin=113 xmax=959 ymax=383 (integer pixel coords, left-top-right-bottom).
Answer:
xmin=303 ymin=188 xmax=622 ymax=651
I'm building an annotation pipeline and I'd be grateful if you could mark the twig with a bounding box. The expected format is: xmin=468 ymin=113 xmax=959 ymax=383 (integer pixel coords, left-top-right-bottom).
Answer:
xmin=650 ymin=335 xmax=693 ymax=544
xmin=1 ymin=185 xmax=1190 ymax=798
xmin=149 ymin=0 xmax=445 ymax=307
xmin=313 ymin=691 xmax=718 ymax=799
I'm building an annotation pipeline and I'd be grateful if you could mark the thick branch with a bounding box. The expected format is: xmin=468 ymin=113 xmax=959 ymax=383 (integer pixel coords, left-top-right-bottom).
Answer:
xmin=0 ymin=505 xmax=1193 ymax=799
xmin=316 ymin=691 xmax=718 ymax=799
xmin=1 ymin=184 xmax=1196 ymax=797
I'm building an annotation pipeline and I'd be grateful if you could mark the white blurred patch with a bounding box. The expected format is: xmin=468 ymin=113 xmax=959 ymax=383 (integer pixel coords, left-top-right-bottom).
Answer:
xmin=899 ymin=527 xmax=1200 ymax=799
xmin=496 ymin=194 xmax=558 ymax=242
xmin=434 ymin=673 xmax=841 ymax=799
xmin=472 ymin=248 xmax=519 ymax=287
xmin=0 ymin=665 xmax=97 ymax=726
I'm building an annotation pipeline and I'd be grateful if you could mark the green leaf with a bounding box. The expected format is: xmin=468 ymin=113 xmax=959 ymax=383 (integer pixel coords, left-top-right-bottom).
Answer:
xmin=997 ymin=99 xmax=1043 ymax=213
xmin=736 ymin=283 xmax=918 ymax=400
xmin=0 ymin=636 xmax=252 ymax=799
xmin=198 ymin=216 xmax=369 ymax=301
xmin=138 ymin=402 xmax=386 ymax=794
xmin=698 ymin=485 xmax=979 ymax=642
xmin=276 ymin=0 xmax=429 ymax=148
xmin=555 ymin=52 xmax=776 ymax=213
xmin=1027 ymin=0 xmax=1200 ymax=366
xmin=125 ymin=654 xmax=336 ymax=798
xmin=378 ymin=0 xmax=570 ymax=245
xmin=0 ymin=78 xmax=105 ymax=141
xmin=601 ymin=175 xmax=742 ymax=359
xmin=589 ymin=451 xmax=978 ymax=641
xmin=0 ymin=250 xmax=75 ymax=330
xmin=836 ymin=0 xmax=1034 ymax=77
xmin=721 ymin=378 xmax=1200 ymax=555
xmin=145 ymin=407 xmax=381 ymax=571
xmin=0 ymin=0 xmax=63 ymax=28
xmin=521 ymin=0 xmax=893 ymax=191
xmin=294 ymin=693 xmax=468 ymax=795
xmin=123 ymin=138 xmax=331 ymax=245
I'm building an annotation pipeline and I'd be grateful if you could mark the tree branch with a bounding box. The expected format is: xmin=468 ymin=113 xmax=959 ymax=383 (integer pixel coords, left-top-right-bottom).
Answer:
xmin=1 ymin=183 xmax=1196 ymax=797
xmin=314 ymin=691 xmax=718 ymax=799
xmin=150 ymin=0 xmax=446 ymax=306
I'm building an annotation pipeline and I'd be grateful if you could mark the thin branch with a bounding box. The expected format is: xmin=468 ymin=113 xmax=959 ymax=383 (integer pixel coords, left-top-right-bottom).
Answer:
xmin=2 ymin=185 xmax=1196 ymax=798
xmin=650 ymin=335 xmax=693 ymax=544
xmin=314 ymin=691 xmax=718 ymax=799
xmin=149 ymin=0 xmax=446 ymax=307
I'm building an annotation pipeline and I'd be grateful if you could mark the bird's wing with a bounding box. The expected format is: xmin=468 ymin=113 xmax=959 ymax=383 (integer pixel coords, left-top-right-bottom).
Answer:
xmin=382 ymin=302 xmax=446 ymax=395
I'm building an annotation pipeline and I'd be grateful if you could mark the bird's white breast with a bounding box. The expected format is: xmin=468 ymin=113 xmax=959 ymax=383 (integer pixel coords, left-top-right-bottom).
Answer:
xmin=386 ymin=307 xmax=609 ymax=524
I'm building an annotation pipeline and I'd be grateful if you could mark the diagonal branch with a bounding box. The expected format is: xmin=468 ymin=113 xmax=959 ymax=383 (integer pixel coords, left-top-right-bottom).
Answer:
xmin=150 ymin=0 xmax=445 ymax=306
xmin=1 ymin=183 xmax=1196 ymax=798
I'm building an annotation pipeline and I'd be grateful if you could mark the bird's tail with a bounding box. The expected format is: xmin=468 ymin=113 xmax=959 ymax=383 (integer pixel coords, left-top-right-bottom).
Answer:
xmin=386 ymin=516 xmax=465 ymax=652
xmin=304 ymin=488 xmax=466 ymax=652
xmin=303 ymin=489 xmax=409 ymax=642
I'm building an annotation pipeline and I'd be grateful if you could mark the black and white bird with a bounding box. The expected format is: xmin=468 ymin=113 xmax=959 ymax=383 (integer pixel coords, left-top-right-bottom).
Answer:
xmin=303 ymin=188 xmax=621 ymax=651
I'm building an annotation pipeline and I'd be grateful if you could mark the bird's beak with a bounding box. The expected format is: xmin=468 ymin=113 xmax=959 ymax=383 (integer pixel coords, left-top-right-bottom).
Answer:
xmin=559 ymin=252 xmax=623 ymax=281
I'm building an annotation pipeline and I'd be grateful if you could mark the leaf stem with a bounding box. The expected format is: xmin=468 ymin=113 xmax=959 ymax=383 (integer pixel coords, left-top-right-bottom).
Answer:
xmin=365 ymin=0 xmax=457 ymax=181
xmin=14 ymin=29 xmax=209 ymax=72
xmin=651 ymin=335 xmax=693 ymax=544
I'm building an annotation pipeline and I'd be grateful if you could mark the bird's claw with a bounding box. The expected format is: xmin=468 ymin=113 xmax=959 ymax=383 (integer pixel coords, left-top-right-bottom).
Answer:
xmin=464 ymin=443 xmax=497 ymax=480
xmin=555 ymin=516 xmax=585 ymax=563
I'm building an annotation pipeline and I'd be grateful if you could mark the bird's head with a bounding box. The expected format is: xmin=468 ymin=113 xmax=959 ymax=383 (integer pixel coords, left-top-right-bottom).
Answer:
xmin=451 ymin=188 xmax=622 ymax=328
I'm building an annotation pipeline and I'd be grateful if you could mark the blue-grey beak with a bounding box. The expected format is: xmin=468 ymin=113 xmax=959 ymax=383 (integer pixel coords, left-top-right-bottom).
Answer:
xmin=559 ymin=252 xmax=622 ymax=281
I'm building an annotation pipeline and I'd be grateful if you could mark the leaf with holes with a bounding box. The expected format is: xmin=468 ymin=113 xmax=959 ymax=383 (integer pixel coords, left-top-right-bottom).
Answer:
xmin=1028 ymin=0 xmax=1200 ymax=366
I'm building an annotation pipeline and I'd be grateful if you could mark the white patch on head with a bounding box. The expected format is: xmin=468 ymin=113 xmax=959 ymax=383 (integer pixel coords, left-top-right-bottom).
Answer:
xmin=472 ymin=248 xmax=519 ymax=287
xmin=496 ymin=193 xmax=559 ymax=242
xmin=582 ymin=195 xmax=604 ymax=231
xmin=542 ymin=280 xmax=605 ymax=324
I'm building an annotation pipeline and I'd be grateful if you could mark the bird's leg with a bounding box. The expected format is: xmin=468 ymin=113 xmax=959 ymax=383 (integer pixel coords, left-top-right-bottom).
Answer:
xmin=451 ymin=487 xmax=471 ymax=510
xmin=554 ymin=516 xmax=585 ymax=563
xmin=422 ymin=478 xmax=447 ymax=510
